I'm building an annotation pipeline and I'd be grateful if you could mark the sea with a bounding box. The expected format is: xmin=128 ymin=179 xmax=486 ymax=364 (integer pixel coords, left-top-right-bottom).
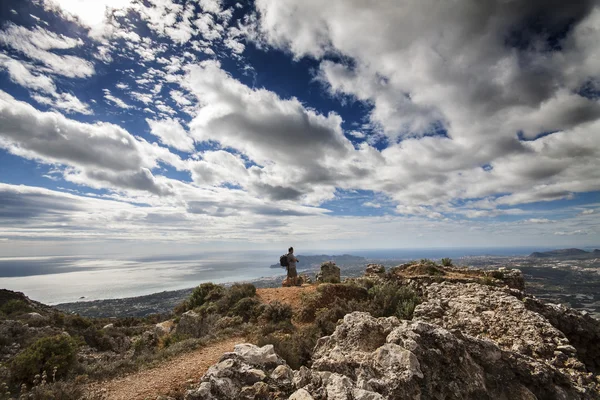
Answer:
xmin=0 ymin=246 xmax=589 ymax=305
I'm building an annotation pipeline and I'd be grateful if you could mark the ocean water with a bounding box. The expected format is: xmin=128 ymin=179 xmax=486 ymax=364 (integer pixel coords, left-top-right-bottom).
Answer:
xmin=0 ymin=246 xmax=589 ymax=304
xmin=0 ymin=252 xmax=281 ymax=305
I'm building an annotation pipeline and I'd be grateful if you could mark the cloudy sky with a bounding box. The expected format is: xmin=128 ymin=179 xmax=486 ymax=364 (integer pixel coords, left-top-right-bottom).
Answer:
xmin=0 ymin=0 xmax=599 ymax=256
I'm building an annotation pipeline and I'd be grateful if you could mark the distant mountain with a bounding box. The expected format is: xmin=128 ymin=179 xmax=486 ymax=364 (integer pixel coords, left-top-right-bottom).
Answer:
xmin=270 ymin=254 xmax=366 ymax=268
xmin=529 ymin=248 xmax=594 ymax=258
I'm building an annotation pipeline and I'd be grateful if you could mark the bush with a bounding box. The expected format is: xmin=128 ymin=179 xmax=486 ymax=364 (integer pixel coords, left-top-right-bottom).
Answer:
xmin=314 ymin=298 xmax=360 ymax=335
xmin=425 ymin=265 xmax=445 ymax=276
xmin=185 ymin=283 xmax=225 ymax=312
xmin=298 ymin=283 xmax=368 ymax=323
xmin=230 ymin=297 xmax=263 ymax=322
xmin=481 ymin=276 xmax=495 ymax=286
xmin=441 ymin=258 xmax=453 ymax=267
xmin=0 ymin=300 xmax=32 ymax=317
xmin=367 ymin=282 xmax=420 ymax=320
xmin=11 ymin=335 xmax=78 ymax=384
xmin=19 ymin=380 xmax=84 ymax=400
xmin=257 ymin=325 xmax=320 ymax=369
xmin=216 ymin=283 xmax=257 ymax=312
xmin=262 ymin=301 xmax=293 ymax=324
xmin=490 ymin=270 xmax=505 ymax=279
xmin=64 ymin=314 xmax=92 ymax=330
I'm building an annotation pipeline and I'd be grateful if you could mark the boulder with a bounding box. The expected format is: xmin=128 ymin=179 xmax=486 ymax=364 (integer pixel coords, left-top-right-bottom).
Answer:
xmin=155 ymin=320 xmax=173 ymax=338
xmin=365 ymin=264 xmax=386 ymax=277
xmin=316 ymin=262 xmax=341 ymax=284
xmin=175 ymin=311 xmax=205 ymax=338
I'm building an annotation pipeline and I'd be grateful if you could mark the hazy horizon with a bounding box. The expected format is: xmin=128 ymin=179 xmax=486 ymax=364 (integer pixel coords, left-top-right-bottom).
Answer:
xmin=2 ymin=245 xmax=598 ymax=304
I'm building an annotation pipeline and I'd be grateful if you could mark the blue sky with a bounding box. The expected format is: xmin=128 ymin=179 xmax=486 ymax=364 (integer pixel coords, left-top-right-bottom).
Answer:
xmin=0 ymin=0 xmax=599 ymax=256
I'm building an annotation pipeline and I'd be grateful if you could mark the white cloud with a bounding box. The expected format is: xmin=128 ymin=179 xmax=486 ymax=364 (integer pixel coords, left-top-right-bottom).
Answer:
xmin=42 ymin=0 xmax=135 ymax=38
xmin=146 ymin=118 xmax=195 ymax=152
xmin=32 ymin=92 xmax=93 ymax=115
xmin=0 ymin=54 xmax=56 ymax=94
xmin=103 ymin=89 xmax=134 ymax=109
xmin=0 ymin=24 xmax=94 ymax=78
xmin=0 ymin=90 xmax=176 ymax=195
xmin=244 ymin=0 xmax=600 ymax=216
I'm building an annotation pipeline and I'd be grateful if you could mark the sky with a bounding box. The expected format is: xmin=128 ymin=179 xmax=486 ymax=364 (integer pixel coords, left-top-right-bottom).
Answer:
xmin=0 ymin=0 xmax=599 ymax=257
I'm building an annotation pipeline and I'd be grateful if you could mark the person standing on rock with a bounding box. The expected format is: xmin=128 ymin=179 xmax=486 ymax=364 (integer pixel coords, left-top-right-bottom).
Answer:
xmin=287 ymin=247 xmax=299 ymax=284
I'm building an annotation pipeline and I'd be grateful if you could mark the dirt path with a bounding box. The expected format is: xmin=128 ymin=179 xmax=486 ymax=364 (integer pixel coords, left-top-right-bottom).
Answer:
xmin=257 ymin=285 xmax=316 ymax=312
xmin=85 ymin=286 xmax=315 ymax=399
xmin=86 ymin=337 xmax=242 ymax=400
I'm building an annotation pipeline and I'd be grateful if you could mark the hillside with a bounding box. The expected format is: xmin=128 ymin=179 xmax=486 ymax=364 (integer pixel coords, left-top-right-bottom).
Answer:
xmin=529 ymin=248 xmax=597 ymax=258
xmin=1 ymin=261 xmax=599 ymax=399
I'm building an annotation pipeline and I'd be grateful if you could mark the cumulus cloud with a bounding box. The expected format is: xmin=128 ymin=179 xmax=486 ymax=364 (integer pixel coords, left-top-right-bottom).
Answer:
xmin=0 ymin=91 xmax=174 ymax=195
xmin=146 ymin=118 xmax=195 ymax=152
xmin=246 ymin=0 xmax=600 ymax=216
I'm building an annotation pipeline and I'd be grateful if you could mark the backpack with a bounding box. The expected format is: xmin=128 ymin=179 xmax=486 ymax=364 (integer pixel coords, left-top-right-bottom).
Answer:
xmin=280 ymin=254 xmax=289 ymax=268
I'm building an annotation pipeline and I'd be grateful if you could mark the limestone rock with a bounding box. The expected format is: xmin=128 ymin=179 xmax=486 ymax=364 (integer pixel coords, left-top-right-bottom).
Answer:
xmin=365 ymin=264 xmax=386 ymax=277
xmin=175 ymin=311 xmax=205 ymax=338
xmin=155 ymin=320 xmax=173 ymax=338
xmin=289 ymin=388 xmax=314 ymax=400
xmin=316 ymin=262 xmax=341 ymax=284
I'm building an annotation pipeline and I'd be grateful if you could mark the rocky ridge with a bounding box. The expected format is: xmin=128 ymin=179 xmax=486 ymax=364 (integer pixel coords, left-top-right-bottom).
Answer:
xmin=185 ymin=267 xmax=600 ymax=399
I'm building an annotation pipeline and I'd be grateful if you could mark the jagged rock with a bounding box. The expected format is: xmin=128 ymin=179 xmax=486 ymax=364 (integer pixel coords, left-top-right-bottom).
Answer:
xmin=522 ymin=296 xmax=600 ymax=373
xmin=24 ymin=312 xmax=44 ymax=320
xmin=316 ymin=262 xmax=341 ymax=284
xmin=155 ymin=320 xmax=173 ymax=338
xmin=190 ymin=283 xmax=600 ymax=400
xmin=175 ymin=310 xmax=208 ymax=338
xmin=289 ymin=388 xmax=314 ymax=399
xmin=414 ymin=282 xmax=576 ymax=363
xmin=365 ymin=264 xmax=386 ymax=277
xmin=309 ymin=312 xmax=597 ymax=399
xmin=185 ymin=344 xmax=289 ymax=400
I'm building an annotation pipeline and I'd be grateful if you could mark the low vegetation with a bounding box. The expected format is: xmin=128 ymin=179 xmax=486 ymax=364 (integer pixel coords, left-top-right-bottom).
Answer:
xmin=1 ymin=265 xmax=429 ymax=398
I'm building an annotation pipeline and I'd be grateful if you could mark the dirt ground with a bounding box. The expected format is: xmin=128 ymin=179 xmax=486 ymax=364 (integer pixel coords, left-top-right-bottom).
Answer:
xmin=85 ymin=285 xmax=316 ymax=399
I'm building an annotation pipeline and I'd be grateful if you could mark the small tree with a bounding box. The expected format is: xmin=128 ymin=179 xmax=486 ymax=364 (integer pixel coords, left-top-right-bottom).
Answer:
xmin=11 ymin=335 xmax=78 ymax=384
xmin=441 ymin=258 xmax=453 ymax=267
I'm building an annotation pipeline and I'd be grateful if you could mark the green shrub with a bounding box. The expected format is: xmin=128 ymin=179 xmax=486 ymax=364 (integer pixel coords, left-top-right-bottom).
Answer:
xmin=185 ymin=283 xmax=225 ymax=312
xmin=420 ymin=258 xmax=437 ymax=267
xmin=158 ymin=333 xmax=189 ymax=349
xmin=491 ymin=270 xmax=504 ymax=279
xmin=441 ymin=258 xmax=453 ymax=267
xmin=298 ymin=283 xmax=368 ymax=323
xmin=230 ymin=297 xmax=263 ymax=322
xmin=425 ymin=265 xmax=445 ymax=276
xmin=262 ymin=301 xmax=293 ymax=324
xmin=19 ymin=380 xmax=84 ymax=400
xmin=81 ymin=327 xmax=113 ymax=351
xmin=481 ymin=276 xmax=495 ymax=286
xmin=367 ymin=282 xmax=420 ymax=319
xmin=0 ymin=299 xmax=32 ymax=316
xmin=11 ymin=335 xmax=78 ymax=384
xmin=257 ymin=325 xmax=320 ymax=369
xmin=314 ymin=298 xmax=359 ymax=335
xmin=216 ymin=283 xmax=257 ymax=312
xmin=64 ymin=314 xmax=92 ymax=330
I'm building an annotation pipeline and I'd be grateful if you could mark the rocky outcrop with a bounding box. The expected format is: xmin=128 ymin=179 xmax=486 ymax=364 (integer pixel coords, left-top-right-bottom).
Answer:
xmin=365 ymin=264 xmax=385 ymax=277
xmin=316 ymin=262 xmax=341 ymax=284
xmin=188 ymin=311 xmax=599 ymax=399
xmin=185 ymin=344 xmax=290 ymax=399
xmin=188 ymin=280 xmax=600 ymax=399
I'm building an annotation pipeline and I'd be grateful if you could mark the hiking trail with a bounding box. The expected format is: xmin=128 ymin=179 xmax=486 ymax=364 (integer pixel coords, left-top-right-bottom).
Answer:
xmin=85 ymin=285 xmax=314 ymax=399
